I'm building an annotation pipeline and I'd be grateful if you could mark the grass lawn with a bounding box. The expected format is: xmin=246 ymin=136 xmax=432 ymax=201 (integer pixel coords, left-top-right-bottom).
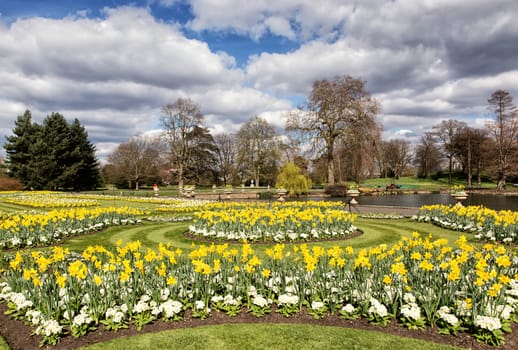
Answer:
xmin=78 ymin=324 xmax=461 ymax=350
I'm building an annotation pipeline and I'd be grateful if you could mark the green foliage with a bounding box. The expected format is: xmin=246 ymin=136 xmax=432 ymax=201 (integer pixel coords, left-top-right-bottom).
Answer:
xmin=3 ymin=110 xmax=101 ymax=190
xmin=275 ymin=162 xmax=312 ymax=195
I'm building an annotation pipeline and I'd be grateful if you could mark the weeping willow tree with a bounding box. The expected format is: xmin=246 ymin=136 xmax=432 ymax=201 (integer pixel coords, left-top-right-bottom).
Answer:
xmin=275 ymin=162 xmax=312 ymax=196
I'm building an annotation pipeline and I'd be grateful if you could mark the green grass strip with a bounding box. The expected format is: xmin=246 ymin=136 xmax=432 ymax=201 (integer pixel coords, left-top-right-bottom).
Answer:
xmin=78 ymin=323 xmax=460 ymax=350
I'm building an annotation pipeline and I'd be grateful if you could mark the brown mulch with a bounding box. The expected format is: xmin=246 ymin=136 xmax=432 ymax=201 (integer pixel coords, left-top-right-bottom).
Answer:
xmin=0 ymin=303 xmax=516 ymax=350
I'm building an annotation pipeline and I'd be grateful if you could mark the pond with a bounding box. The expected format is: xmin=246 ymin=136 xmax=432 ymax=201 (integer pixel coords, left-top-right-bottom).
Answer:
xmin=350 ymin=193 xmax=518 ymax=211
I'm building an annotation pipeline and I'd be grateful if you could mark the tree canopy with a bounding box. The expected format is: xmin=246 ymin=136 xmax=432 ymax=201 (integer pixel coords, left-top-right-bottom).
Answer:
xmin=3 ymin=110 xmax=101 ymax=190
xmin=286 ymin=75 xmax=381 ymax=185
xmin=276 ymin=162 xmax=312 ymax=196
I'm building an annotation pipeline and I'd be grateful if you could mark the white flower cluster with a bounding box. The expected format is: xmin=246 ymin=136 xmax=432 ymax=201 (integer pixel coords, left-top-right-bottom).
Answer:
xmin=35 ymin=319 xmax=63 ymax=337
xmin=105 ymin=304 xmax=127 ymax=323
xmin=341 ymin=303 xmax=356 ymax=314
xmin=400 ymin=293 xmax=421 ymax=321
xmin=252 ymin=295 xmax=270 ymax=308
xmin=311 ymin=301 xmax=325 ymax=310
xmin=368 ymin=297 xmax=388 ymax=318
xmin=278 ymin=293 xmax=299 ymax=306
xmin=401 ymin=303 xmax=421 ymax=321
xmin=159 ymin=300 xmax=183 ymax=319
xmin=247 ymin=286 xmax=271 ymax=307
xmin=474 ymin=315 xmax=502 ymax=331
xmin=195 ymin=300 xmax=211 ymax=313
xmin=223 ymin=294 xmax=240 ymax=306
xmin=26 ymin=309 xmax=44 ymax=326
xmin=73 ymin=306 xmax=93 ymax=327
xmin=486 ymin=304 xmax=515 ymax=320
xmin=437 ymin=306 xmax=459 ymax=326
xmin=4 ymin=292 xmax=33 ymax=310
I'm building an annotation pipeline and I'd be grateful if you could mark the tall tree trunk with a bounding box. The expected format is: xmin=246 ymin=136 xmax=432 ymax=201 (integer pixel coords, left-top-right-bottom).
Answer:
xmin=327 ymin=157 xmax=335 ymax=185
xmin=448 ymin=156 xmax=453 ymax=185
xmin=497 ymin=177 xmax=506 ymax=191
xmin=467 ymin=135 xmax=472 ymax=188
xmin=178 ymin=164 xmax=184 ymax=191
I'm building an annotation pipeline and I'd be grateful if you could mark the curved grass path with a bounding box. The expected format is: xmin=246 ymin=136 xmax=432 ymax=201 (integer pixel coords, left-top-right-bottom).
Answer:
xmin=79 ymin=324 xmax=460 ymax=350
xmin=63 ymin=217 xmax=466 ymax=254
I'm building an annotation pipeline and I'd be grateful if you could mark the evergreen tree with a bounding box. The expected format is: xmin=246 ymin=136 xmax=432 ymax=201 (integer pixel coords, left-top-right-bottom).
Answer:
xmin=3 ymin=110 xmax=37 ymax=187
xmin=3 ymin=111 xmax=101 ymax=190
xmin=67 ymin=119 xmax=101 ymax=190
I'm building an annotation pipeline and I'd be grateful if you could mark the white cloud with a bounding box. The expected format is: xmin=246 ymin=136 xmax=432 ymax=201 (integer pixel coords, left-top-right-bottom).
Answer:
xmin=0 ymin=6 xmax=291 ymax=160
xmin=187 ymin=0 xmax=354 ymax=40
xmin=2 ymin=0 xmax=518 ymax=162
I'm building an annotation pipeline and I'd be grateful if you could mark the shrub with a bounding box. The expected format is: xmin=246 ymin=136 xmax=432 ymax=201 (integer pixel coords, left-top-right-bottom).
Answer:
xmin=0 ymin=177 xmax=23 ymax=190
xmin=324 ymin=184 xmax=348 ymax=197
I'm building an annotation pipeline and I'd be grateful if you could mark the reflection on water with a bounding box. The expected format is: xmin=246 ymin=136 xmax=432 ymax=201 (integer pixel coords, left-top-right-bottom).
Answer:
xmin=358 ymin=193 xmax=518 ymax=211
xmin=342 ymin=193 xmax=518 ymax=211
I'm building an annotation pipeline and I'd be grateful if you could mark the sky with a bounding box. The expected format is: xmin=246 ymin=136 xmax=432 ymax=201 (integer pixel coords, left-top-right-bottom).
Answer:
xmin=1 ymin=0 xmax=518 ymax=162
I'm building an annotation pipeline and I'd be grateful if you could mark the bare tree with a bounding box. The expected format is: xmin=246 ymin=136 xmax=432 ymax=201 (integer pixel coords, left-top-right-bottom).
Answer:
xmin=451 ymin=127 xmax=490 ymax=188
xmin=107 ymin=135 xmax=161 ymax=190
xmin=487 ymin=89 xmax=518 ymax=191
xmin=337 ymin=124 xmax=381 ymax=182
xmin=286 ymin=75 xmax=381 ymax=185
xmin=431 ymin=119 xmax=467 ymax=184
xmin=383 ymin=139 xmax=413 ymax=179
xmin=414 ymin=132 xmax=441 ymax=178
xmin=214 ymin=132 xmax=237 ymax=186
xmin=236 ymin=115 xmax=279 ymax=186
xmin=183 ymin=125 xmax=219 ymax=186
xmin=160 ymin=98 xmax=204 ymax=190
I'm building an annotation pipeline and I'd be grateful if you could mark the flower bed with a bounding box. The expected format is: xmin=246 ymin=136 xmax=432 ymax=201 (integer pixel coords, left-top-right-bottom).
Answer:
xmin=189 ymin=201 xmax=357 ymax=242
xmin=0 ymin=207 xmax=145 ymax=249
xmin=0 ymin=192 xmax=99 ymax=208
xmin=1 ymin=234 xmax=517 ymax=346
xmin=413 ymin=205 xmax=518 ymax=244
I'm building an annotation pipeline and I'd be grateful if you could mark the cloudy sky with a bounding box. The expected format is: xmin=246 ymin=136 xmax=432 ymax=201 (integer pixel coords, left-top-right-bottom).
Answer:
xmin=1 ymin=0 xmax=517 ymax=161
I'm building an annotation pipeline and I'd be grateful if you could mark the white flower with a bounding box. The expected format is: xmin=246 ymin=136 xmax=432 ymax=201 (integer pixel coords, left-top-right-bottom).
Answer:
xmin=368 ymin=298 xmax=388 ymax=318
xmin=278 ymin=294 xmax=299 ymax=305
xmin=341 ymin=304 xmax=355 ymax=314
xmin=403 ymin=293 xmax=416 ymax=304
xmin=252 ymin=295 xmax=269 ymax=308
xmin=73 ymin=312 xmax=93 ymax=327
xmin=211 ymin=295 xmax=224 ymax=303
xmin=474 ymin=315 xmax=502 ymax=331
xmin=401 ymin=303 xmax=421 ymax=321
xmin=26 ymin=309 xmax=44 ymax=326
xmin=133 ymin=300 xmax=150 ymax=314
xmin=195 ymin=300 xmax=206 ymax=310
xmin=159 ymin=300 xmax=183 ymax=318
xmin=223 ymin=294 xmax=239 ymax=306
xmin=311 ymin=301 xmax=325 ymax=310
xmin=9 ymin=292 xmax=33 ymax=310
xmin=36 ymin=319 xmax=63 ymax=337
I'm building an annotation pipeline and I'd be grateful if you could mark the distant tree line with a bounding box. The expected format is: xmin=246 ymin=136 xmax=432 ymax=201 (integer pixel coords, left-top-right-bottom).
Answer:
xmin=3 ymin=111 xmax=101 ymax=190
xmin=104 ymin=79 xmax=517 ymax=192
xmin=3 ymin=76 xmax=516 ymax=193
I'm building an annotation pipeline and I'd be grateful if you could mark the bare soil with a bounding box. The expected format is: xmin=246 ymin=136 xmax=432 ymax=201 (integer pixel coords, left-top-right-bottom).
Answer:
xmin=0 ymin=303 xmax=516 ymax=350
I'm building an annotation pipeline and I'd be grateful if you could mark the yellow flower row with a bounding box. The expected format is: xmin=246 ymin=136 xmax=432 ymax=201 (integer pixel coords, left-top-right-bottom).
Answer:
xmin=0 ymin=192 xmax=99 ymax=208
xmin=416 ymin=204 xmax=518 ymax=244
xmin=191 ymin=201 xmax=356 ymax=242
xmin=2 ymin=232 xmax=517 ymax=344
